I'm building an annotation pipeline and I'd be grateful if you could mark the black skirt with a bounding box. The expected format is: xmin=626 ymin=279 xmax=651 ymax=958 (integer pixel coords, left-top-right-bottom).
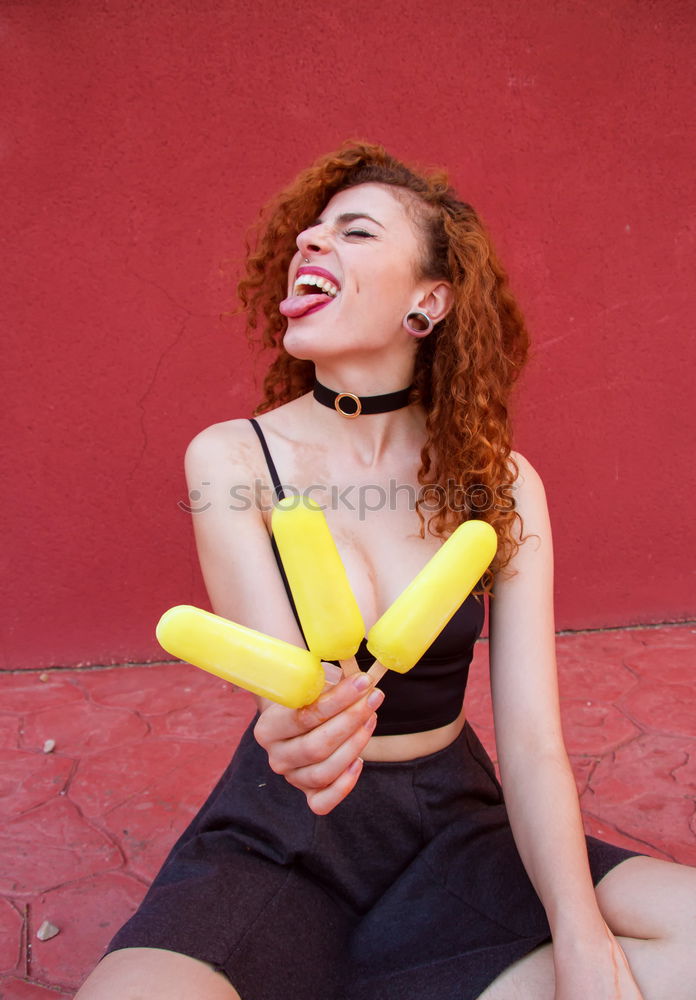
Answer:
xmin=106 ymin=718 xmax=639 ymax=1000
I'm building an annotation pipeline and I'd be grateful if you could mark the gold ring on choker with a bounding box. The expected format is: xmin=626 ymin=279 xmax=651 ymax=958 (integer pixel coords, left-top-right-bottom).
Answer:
xmin=334 ymin=392 xmax=362 ymax=418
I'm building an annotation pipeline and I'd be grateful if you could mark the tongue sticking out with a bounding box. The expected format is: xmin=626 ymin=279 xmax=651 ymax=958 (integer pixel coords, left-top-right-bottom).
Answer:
xmin=279 ymin=293 xmax=333 ymax=319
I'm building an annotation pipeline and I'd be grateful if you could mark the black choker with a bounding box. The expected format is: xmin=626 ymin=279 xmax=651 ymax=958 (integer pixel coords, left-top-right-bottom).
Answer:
xmin=313 ymin=379 xmax=414 ymax=418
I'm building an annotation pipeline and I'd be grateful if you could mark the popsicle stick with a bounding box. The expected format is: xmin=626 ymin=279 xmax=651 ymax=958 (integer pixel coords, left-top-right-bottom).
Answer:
xmin=366 ymin=659 xmax=387 ymax=684
xmin=338 ymin=656 xmax=361 ymax=677
xmin=339 ymin=657 xmax=385 ymax=683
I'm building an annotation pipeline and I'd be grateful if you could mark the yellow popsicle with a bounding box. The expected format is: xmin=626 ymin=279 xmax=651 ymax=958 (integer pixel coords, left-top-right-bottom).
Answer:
xmin=366 ymin=520 xmax=497 ymax=679
xmin=156 ymin=605 xmax=325 ymax=708
xmin=272 ymin=497 xmax=365 ymax=666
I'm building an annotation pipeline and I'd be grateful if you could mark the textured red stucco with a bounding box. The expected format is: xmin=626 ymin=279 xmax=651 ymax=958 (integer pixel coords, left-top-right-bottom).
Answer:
xmin=4 ymin=2 xmax=695 ymax=667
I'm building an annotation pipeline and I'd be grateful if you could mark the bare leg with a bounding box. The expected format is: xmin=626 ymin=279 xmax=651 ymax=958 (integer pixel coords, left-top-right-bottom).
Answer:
xmin=594 ymin=856 xmax=696 ymax=998
xmin=74 ymin=947 xmax=242 ymax=1000
xmin=478 ymin=857 xmax=696 ymax=999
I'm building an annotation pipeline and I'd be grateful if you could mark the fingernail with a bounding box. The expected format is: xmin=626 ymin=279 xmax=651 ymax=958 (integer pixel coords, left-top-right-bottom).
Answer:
xmin=353 ymin=673 xmax=371 ymax=692
xmin=348 ymin=757 xmax=364 ymax=775
xmin=364 ymin=713 xmax=377 ymax=733
xmin=367 ymin=688 xmax=384 ymax=709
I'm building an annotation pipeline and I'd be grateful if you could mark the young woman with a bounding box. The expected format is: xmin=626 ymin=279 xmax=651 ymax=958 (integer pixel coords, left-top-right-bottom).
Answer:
xmin=76 ymin=143 xmax=696 ymax=1000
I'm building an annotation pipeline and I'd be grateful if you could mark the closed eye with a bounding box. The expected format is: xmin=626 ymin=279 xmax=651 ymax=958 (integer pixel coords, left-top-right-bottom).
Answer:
xmin=344 ymin=229 xmax=376 ymax=239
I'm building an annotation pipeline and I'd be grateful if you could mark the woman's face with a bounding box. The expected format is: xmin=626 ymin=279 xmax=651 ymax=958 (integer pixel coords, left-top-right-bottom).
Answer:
xmin=281 ymin=183 xmax=429 ymax=363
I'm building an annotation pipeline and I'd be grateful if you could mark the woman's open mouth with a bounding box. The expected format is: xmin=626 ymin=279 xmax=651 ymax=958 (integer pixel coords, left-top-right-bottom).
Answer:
xmin=279 ymin=266 xmax=340 ymax=319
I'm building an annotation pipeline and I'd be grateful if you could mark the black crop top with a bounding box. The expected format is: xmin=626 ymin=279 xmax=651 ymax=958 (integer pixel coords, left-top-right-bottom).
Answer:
xmin=249 ymin=419 xmax=485 ymax=736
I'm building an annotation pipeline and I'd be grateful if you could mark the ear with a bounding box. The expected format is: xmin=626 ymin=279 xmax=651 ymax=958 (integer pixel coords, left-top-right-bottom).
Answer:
xmin=417 ymin=281 xmax=453 ymax=327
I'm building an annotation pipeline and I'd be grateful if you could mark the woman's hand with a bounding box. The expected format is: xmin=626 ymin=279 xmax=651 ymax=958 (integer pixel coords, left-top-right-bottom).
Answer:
xmin=253 ymin=671 xmax=384 ymax=815
xmin=553 ymin=923 xmax=645 ymax=1000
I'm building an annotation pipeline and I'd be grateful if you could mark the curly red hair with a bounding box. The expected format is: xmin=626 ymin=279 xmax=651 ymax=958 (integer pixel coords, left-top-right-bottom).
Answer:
xmin=238 ymin=141 xmax=530 ymax=588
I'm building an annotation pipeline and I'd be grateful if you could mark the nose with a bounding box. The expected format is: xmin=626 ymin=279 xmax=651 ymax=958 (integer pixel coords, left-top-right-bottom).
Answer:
xmin=296 ymin=222 xmax=331 ymax=258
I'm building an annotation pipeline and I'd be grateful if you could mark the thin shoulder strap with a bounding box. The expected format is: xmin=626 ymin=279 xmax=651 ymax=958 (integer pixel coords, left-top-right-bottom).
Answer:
xmin=249 ymin=418 xmax=285 ymax=501
xmin=248 ymin=418 xmax=311 ymax=650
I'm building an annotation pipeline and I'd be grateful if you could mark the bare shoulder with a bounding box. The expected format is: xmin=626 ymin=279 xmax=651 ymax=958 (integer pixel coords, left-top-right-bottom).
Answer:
xmin=184 ymin=418 xmax=261 ymax=479
xmin=185 ymin=396 xmax=311 ymax=477
xmin=508 ymin=450 xmax=545 ymax=492
xmin=490 ymin=453 xmax=555 ymax=671
xmin=180 ymin=414 xmax=305 ymax=640
xmin=183 ymin=417 xmax=283 ymax=535
xmin=507 ymin=450 xmax=549 ymax=535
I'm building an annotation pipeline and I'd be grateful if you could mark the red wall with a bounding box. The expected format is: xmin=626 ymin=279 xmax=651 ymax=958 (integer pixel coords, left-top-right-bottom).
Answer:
xmin=4 ymin=2 xmax=695 ymax=668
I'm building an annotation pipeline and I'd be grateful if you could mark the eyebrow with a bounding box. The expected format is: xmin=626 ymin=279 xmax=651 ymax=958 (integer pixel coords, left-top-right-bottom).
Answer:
xmin=313 ymin=212 xmax=386 ymax=230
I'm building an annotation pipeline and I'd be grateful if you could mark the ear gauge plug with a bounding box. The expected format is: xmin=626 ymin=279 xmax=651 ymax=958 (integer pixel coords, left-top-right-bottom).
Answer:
xmin=403 ymin=311 xmax=434 ymax=336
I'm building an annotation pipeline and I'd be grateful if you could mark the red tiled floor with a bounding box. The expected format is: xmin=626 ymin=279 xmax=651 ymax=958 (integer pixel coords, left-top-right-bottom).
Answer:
xmin=0 ymin=898 xmax=23 ymax=976
xmin=0 ymin=752 xmax=74 ymax=822
xmin=0 ymin=718 xmax=21 ymax=751
xmin=18 ymin=703 xmax=149 ymax=756
xmin=1 ymin=798 xmax=122 ymax=896
xmin=0 ymin=981 xmax=71 ymax=999
xmin=29 ymin=874 xmax=146 ymax=989
xmin=0 ymin=623 xmax=694 ymax=995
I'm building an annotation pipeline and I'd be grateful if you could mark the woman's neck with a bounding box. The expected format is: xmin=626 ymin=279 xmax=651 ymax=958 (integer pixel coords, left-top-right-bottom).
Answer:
xmin=303 ymin=393 xmax=425 ymax=468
